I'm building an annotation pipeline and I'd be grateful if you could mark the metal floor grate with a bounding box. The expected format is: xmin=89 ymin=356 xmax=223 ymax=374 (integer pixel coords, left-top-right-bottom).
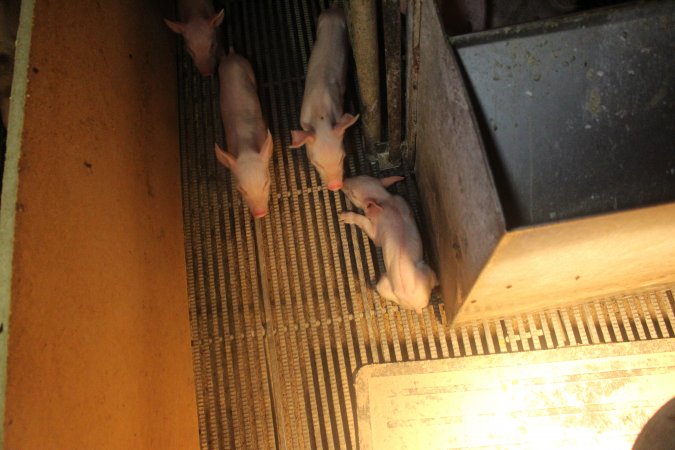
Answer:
xmin=176 ymin=1 xmax=675 ymax=448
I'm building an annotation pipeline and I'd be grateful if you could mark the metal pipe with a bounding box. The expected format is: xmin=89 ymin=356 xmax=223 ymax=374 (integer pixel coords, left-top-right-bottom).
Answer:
xmin=382 ymin=0 xmax=402 ymax=164
xmin=344 ymin=0 xmax=381 ymax=153
xmin=404 ymin=0 xmax=421 ymax=166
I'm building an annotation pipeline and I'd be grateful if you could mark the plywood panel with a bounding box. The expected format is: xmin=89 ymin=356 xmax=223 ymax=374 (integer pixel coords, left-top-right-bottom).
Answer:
xmin=2 ymin=0 xmax=199 ymax=448
xmin=459 ymin=203 xmax=675 ymax=321
xmin=415 ymin=0 xmax=505 ymax=321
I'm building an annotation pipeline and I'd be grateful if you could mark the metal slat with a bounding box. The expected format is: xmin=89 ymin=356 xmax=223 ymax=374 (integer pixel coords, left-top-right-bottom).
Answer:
xmin=560 ymin=310 xmax=578 ymax=346
xmin=526 ymin=313 xmax=542 ymax=350
xmin=264 ymin=7 xmax=321 ymax=449
xmin=516 ymin=316 xmax=531 ymax=351
xmin=659 ymin=290 xmax=675 ymax=334
xmin=436 ymin=307 xmax=451 ymax=358
xmin=637 ymin=294 xmax=658 ymax=340
xmin=268 ymin=2 xmax=335 ymax=446
xmin=202 ymin=74 xmax=238 ymax=449
xmin=250 ymin=2 xmax=309 ymax=447
xmin=190 ymin=68 xmax=222 ymax=448
xmin=539 ymin=312 xmax=554 ymax=349
xmin=177 ymin=42 xmax=210 ymax=450
xmin=570 ymin=306 xmax=587 ymax=345
xmin=648 ymin=292 xmax=669 ymax=339
xmin=583 ymin=303 xmax=600 ymax=344
xmin=594 ymin=299 xmax=612 ymax=343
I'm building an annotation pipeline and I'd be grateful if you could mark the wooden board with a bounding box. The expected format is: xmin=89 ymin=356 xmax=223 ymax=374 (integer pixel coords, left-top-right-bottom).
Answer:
xmin=460 ymin=203 xmax=675 ymax=321
xmin=415 ymin=0 xmax=505 ymax=321
xmin=356 ymin=339 xmax=675 ymax=450
xmin=2 ymin=0 xmax=199 ymax=448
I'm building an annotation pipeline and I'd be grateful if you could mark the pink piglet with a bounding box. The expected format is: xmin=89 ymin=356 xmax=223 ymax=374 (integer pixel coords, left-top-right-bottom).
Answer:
xmin=340 ymin=176 xmax=438 ymax=313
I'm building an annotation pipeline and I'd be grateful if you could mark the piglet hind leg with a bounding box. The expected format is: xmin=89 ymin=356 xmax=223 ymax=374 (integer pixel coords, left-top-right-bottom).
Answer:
xmin=419 ymin=262 xmax=439 ymax=288
xmin=376 ymin=274 xmax=399 ymax=303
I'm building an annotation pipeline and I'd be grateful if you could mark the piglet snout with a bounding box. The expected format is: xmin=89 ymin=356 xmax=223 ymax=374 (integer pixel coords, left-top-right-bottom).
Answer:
xmin=198 ymin=67 xmax=214 ymax=76
xmin=252 ymin=209 xmax=268 ymax=219
xmin=327 ymin=181 xmax=343 ymax=191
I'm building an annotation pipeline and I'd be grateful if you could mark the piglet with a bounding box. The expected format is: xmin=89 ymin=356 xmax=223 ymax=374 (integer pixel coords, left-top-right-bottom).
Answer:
xmin=164 ymin=0 xmax=224 ymax=76
xmin=215 ymin=48 xmax=273 ymax=219
xmin=289 ymin=5 xmax=359 ymax=191
xmin=340 ymin=176 xmax=438 ymax=313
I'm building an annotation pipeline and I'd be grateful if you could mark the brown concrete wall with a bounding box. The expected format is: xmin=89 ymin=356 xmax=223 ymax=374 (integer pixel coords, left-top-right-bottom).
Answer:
xmin=3 ymin=0 xmax=199 ymax=448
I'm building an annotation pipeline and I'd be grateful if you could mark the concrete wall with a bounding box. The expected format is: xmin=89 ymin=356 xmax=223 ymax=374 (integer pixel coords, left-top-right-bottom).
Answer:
xmin=2 ymin=0 xmax=199 ymax=448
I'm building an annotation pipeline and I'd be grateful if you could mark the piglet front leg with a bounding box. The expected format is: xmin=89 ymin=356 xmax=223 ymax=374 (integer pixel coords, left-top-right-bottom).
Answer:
xmin=338 ymin=211 xmax=377 ymax=242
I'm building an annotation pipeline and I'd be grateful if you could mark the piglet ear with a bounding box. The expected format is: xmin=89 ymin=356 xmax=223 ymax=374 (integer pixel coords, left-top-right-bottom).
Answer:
xmin=365 ymin=200 xmax=384 ymax=218
xmin=380 ymin=176 xmax=404 ymax=188
xmin=260 ymin=130 xmax=274 ymax=160
xmin=164 ymin=18 xmax=186 ymax=34
xmin=289 ymin=130 xmax=315 ymax=149
xmin=333 ymin=113 xmax=360 ymax=137
xmin=215 ymin=144 xmax=237 ymax=169
xmin=210 ymin=9 xmax=225 ymax=28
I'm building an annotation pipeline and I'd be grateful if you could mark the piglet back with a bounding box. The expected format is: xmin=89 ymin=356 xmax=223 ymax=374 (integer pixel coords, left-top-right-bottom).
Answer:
xmin=218 ymin=50 xmax=268 ymax=157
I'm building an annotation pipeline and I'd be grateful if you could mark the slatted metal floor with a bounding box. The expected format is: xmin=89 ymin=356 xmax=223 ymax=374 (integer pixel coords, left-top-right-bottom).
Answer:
xmin=175 ymin=1 xmax=675 ymax=448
